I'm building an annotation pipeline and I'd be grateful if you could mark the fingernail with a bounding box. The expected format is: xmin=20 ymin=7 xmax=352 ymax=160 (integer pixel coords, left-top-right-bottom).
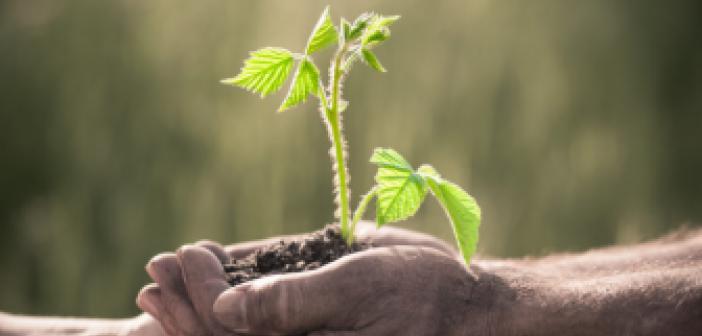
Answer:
xmin=214 ymin=284 xmax=251 ymax=332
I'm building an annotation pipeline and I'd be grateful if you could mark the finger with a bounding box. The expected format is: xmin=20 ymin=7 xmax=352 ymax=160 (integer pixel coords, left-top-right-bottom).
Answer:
xmin=177 ymin=245 xmax=232 ymax=333
xmin=196 ymin=240 xmax=230 ymax=264
xmin=212 ymin=247 xmax=411 ymax=335
xmin=146 ymin=253 xmax=206 ymax=335
xmin=136 ymin=284 xmax=163 ymax=320
xmin=136 ymin=284 xmax=178 ymax=336
xmin=356 ymin=221 xmax=456 ymax=256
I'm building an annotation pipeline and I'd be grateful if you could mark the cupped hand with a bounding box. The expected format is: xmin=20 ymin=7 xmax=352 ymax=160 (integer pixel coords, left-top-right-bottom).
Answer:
xmin=145 ymin=246 xmax=480 ymax=336
xmin=218 ymin=245 xmax=481 ymax=335
xmin=137 ymin=222 xmax=469 ymax=335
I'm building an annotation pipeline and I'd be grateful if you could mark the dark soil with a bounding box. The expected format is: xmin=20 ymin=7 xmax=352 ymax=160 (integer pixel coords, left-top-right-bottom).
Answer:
xmin=223 ymin=225 xmax=370 ymax=286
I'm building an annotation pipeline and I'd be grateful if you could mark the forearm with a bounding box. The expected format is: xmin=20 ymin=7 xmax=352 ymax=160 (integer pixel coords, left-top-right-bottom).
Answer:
xmin=517 ymin=268 xmax=700 ymax=335
xmin=480 ymin=252 xmax=702 ymax=335
xmin=0 ymin=313 xmax=157 ymax=336
xmin=522 ymin=228 xmax=702 ymax=278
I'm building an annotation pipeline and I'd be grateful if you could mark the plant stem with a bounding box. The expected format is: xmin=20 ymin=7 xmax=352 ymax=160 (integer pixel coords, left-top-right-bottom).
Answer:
xmin=322 ymin=43 xmax=352 ymax=243
xmin=350 ymin=186 xmax=378 ymax=240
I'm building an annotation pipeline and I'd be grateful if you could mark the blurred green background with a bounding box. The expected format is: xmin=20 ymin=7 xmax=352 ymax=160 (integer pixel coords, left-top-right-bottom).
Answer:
xmin=1 ymin=0 xmax=701 ymax=317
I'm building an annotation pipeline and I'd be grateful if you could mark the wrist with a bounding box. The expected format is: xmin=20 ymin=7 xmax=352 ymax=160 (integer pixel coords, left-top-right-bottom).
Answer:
xmin=445 ymin=262 xmax=511 ymax=336
xmin=483 ymin=262 xmax=597 ymax=335
xmin=466 ymin=260 xmax=558 ymax=336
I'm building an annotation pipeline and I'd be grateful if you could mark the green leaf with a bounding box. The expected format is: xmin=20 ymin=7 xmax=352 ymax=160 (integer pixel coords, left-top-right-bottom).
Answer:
xmin=340 ymin=18 xmax=351 ymax=42
xmin=222 ymin=47 xmax=294 ymax=98
xmin=424 ymin=170 xmax=481 ymax=265
xmin=363 ymin=28 xmax=390 ymax=45
xmin=279 ymin=58 xmax=321 ymax=112
xmin=305 ymin=6 xmax=338 ymax=54
xmin=361 ymin=48 xmax=386 ymax=72
xmin=370 ymin=147 xmax=413 ymax=172
xmin=374 ymin=15 xmax=401 ymax=28
xmin=361 ymin=14 xmax=400 ymax=46
xmin=371 ymin=148 xmax=427 ymax=225
xmin=348 ymin=12 xmax=373 ymax=40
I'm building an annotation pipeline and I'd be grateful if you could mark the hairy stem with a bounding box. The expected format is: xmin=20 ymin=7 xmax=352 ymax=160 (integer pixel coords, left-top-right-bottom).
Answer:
xmin=320 ymin=43 xmax=352 ymax=243
xmin=350 ymin=186 xmax=378 ymax=239
xmin=331 ymin=45 xmax=350 ymax=242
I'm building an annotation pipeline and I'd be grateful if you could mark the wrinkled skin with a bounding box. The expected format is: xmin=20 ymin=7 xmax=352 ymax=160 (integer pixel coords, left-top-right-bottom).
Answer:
xmin=137 ymin=223 xmax=478 ymax=336
xmin=138 ymin=224 xmax=702 ymax=336
xmin=0 ymin=225 xmax=467 ymax=336
xmin=2 ymin=224 xmax=701 ymax=336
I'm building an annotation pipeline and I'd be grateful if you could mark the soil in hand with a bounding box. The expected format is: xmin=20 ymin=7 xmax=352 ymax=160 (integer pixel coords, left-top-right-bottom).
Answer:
xmin=223 ymin=225 xmax=370 ymax=286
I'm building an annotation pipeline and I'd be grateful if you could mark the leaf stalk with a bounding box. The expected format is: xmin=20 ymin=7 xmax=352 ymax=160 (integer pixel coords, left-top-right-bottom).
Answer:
xmin=350 ymin=186 xmax=378 ymax=239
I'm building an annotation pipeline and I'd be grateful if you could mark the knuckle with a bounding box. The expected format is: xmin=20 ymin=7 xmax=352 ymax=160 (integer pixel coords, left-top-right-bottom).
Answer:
xmin=240 ymin=280 xmax=272 ymax=331
xmin=251 ymin=277 xmax=303 ymax=332
xmin=264 ymin=279 xmax=290 ymax=331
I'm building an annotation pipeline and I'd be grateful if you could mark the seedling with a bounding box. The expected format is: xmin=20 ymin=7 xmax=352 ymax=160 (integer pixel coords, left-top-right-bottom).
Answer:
xmin=222 ymin=7 xmax=481 ymax=264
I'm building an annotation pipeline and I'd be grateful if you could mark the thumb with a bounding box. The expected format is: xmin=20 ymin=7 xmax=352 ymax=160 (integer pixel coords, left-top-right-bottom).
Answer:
xmin=212 ymin=247 xmax=406 ymax=335
xmin=177 ymin=245 xmax=232 ymax=333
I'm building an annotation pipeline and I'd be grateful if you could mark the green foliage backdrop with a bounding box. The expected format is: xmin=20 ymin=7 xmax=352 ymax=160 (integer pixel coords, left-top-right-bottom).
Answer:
xmin=1 ymin=0 xmax=700 ymax=316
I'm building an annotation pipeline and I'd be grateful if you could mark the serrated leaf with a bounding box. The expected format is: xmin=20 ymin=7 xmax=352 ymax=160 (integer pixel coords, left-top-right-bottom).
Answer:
xmin=361 ymin=14 xmax=400 ymax=46
xmin=279 ymin=58 xmax=321 ymax=112
xmin=361 ymin=48 xmax=386 ymax=72
xmin=222 ymin=47 xmax=294 ymax=98
xmin=364 ymin=27 xmax=390 ymax=45
xmin=348 ymin=12 xmax=373 ymax=40
xmin=375 ymin=168 xmax=427 ymax=226
xmin=305 ymin=6 xmax=338 ymax=54
xmin=370 ymin=147 xmax=413 ymax=172
xmin=371 ymin=148 xmax=426 ymax=225
xmin=425 ymin=173 xmax=481 ymax=265
xmin=375 ymin=15 xmax=401 ymax=28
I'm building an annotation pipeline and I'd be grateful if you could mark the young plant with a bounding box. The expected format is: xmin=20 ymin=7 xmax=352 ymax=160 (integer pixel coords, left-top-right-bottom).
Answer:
xmin=222 ymin=7 xmax=481 ymax=264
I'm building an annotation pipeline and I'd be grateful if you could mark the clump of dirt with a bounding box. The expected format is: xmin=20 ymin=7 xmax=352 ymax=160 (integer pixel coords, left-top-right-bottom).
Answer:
xmin=223 ymin=225 xmax=370 ymax=286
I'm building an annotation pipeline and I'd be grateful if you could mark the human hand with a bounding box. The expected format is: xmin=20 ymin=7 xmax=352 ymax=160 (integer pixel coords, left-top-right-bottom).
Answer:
xmin=147 ymin=244 xmax=483 ymax=336
xmin=136 ymin=223 xmax=469 ymax=335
